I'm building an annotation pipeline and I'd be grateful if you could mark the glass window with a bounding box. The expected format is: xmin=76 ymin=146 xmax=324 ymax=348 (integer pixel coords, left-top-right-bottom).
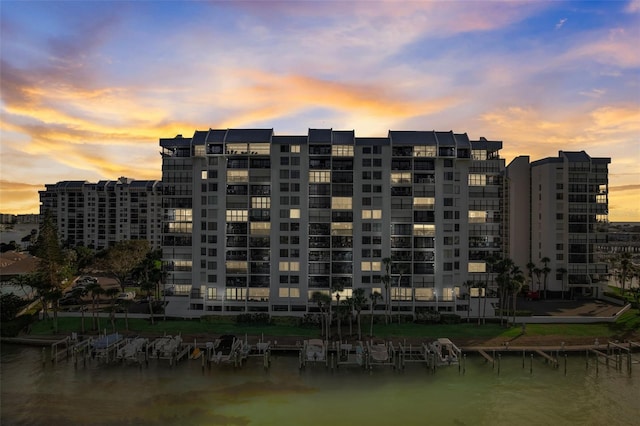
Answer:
xmin=331 ymin=197 xmax=352 ymax=210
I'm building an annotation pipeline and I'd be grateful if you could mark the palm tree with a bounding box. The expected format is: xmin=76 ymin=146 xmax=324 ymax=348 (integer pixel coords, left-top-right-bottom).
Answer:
xmin=331 ymin=280 xmax=345 ymax=342
xmin=71 ymin=285 xmax=89 ymax=333
xmin=352 ymin=288 xmax=367 ymax=340
xmin=140 ymin=279 xmax=156 ymax=325
xmin=369 ymin=291 xmax=382 ymax=337
xmin=617 ymin=252 xmax=633 ymax=296
xmin=462 ymin=280 xmax=474 ymax=323
xmin=510 ymin=267 xmax=525 ymax=325
xmin=526 ymin=262 xmax=536 ymax=293
xmin=557 ymin=267 xmax=568 ymax=300
xmin=86 ymin=281 xmax=103 ymax=331
xmin=540 ymin=256 xmax=551 ymax=299
xmin=341 ymin=296 xmax=354 ymax=338
xmin=119 ymin=299 xmax=133 ymax=331
xmin=494 ymin=258 xmax=521 ymax=327
xmin=477 ymin=281 xmax=487 ymax=325
xmin=105 ymin=287 xmax=119 ymax=333
xmin=382 ymin=257 xmax=392 ymax=324
xmin=396 ymin=264 xmax=409 ymax=324
xmin=48 ymin=288 xmax=63 ymax=334
xmin=533 ymin=267 xmax=542 ymax=294
xmin=310 ymin=291 xmax=331 ymax=338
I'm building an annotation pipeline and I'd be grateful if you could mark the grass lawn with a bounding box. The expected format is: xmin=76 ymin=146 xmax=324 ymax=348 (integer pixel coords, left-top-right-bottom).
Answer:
xmin=26 ymin=309 xmax=640 ymax=342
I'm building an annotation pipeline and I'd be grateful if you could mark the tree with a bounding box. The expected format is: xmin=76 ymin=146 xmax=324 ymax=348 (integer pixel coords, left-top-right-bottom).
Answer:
xmin=135 ymin=249 xmax=163 ymax=325
xmin=557 ymin=267 xmax=568 ymax=300
xmin=382 ymin=257 xmax=392 ymax=324
xmin=352 ymin=288 xmax=367 ymax=341
xmin=616 ymin=252 xmax=633 ymax=296
xmin=510 ymin=267 xmax=525 ymax=325
xmin=526 ymin=262 xmax=536 ymax=292
xmin=1 ymin=293 xmax=26 ymax=322
xmin=540 ymin=257 xmax=551 ymax=299
xmin=86 ymin=281 xmax=104 ymax=331
xmin=494 ymin=258 xmax=521 ymax=327
xmin=477 ymin=281 xmax=488 ymax=325
xmin=70 ymin=285 xmax=89 ymax=333
xmin=105 ymin=287 xmax=119 ymax=333
xmin=98 ymin=240 xmax=151 ymax=292
xmin=341 ymin=296 xmax=354 ymax=338
xmin=395 ymin=263 xmax=409 ymax=324
xmin=32 ymin=210 xmax=70 ymax=326
xmin=73 ymin=245 xmax=95 ymax=274
xmin=462 ymin=280 xmax=474 ymax=323
xmin=533 ymin=267 xmax=542 ymax=294
xmin=369 ymin=291 xmax=382 ymax=337
xmin=310 ymin=291 xmax=331 ymax=338
xmin=331 ymin=279 xmax=345 ymax=341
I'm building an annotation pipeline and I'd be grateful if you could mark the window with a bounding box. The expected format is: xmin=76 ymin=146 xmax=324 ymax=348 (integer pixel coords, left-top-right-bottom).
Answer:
xmin=414 ymin=146 xmax=437 ymax=157
xmin=227 ymin=170 xmax=248 ymax=182
xmin=332 ymin=145 xmax=354 ymax=156
xmin=226 ymin=209 xmax=249 ymax=222
xmin=207 ymin=287 xmax=217 ymax=300
xmin=468 ymin=262 xmax=486 ymax=273
xmin=468 ymin=174 xmax=486 ymax=186
xmin=309 ymin=171 xmax=330 ymax=183
xmin=413 ymin=197 xmax=435 ymax=209
xmin=332 ymin=197 xmax=352 ymax=210
xmin=361 ymin=261 xmax=381 ymax=272
xmin=362 ymin=209 xmax=382 ymax=219
xmin=391 ymin=172 xmax=412 ymax=184
xmin=279 ymin=287 xmax=300 ymax=298
xmin=251 ymin=197 xmax=270 ymax=209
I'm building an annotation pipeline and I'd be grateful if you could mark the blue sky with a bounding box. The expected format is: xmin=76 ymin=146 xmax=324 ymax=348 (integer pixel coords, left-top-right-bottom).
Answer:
xmin=1 ymin=0 xmax=639 ymax=220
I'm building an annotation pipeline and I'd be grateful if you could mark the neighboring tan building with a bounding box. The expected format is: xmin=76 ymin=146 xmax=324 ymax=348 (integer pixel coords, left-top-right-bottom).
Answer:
xmin=506 ymin=151 xmax=610 ymax=298
xmin=39 ymin=177 xmax=163 ymax=250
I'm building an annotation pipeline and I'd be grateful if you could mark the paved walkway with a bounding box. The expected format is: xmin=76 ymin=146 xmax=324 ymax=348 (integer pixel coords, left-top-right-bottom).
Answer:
xmin=517 ymin=298 xmax=623 ymax=317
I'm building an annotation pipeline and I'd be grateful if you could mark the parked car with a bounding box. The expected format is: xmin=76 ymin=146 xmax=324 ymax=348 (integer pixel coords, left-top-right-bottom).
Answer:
xmin=526 ymin=291 xmax=540 ymax=301
xmin=117 ymin=291 xmax=136 ymax=301
xmin=59 ymin=297 xmax=80 ymax=306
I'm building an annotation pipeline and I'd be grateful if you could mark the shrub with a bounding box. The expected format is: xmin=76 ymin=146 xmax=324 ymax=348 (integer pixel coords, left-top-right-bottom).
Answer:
xmin=414 ymin=308 xmax=440 ymax=324
xmin=439 ymin=313 xmax=461 ymax=324
xmin=235 ymin=313 xmax=271 ymax=325
xmin=1 ymin=314 xmax=35 ymax=337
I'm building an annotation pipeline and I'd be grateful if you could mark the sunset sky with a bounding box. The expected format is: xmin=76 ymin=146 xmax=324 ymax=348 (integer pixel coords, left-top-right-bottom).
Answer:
xmin=1 ymin=1 xmax=639 ymax=221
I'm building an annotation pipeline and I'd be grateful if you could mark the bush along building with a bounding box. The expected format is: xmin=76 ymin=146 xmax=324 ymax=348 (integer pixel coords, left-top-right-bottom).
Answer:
xmin=159 ymin=129 xmax=506 ymax=318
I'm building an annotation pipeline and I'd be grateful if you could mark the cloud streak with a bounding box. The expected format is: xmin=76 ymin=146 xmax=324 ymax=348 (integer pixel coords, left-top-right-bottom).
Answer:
xmin=1 ymin=1 xmax=638 ymax=221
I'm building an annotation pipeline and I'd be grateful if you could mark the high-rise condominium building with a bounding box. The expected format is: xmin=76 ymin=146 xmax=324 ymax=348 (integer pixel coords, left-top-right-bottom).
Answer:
xmin=506 ymin=151 xmax=610 ymax=298
xmin=39 ymin=177 xmax=163 ymax=250
xmin=160 ymin=129 xmax=504 ymax=317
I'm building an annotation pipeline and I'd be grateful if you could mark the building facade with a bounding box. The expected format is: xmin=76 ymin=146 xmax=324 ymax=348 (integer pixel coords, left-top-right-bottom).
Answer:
xmin=39 ymin=177 xmax=163 ymax=250
xmin=506 ymin=151 xmax=610 ymax=298
xmin=160 ymin=129 xmax=505 ymax=317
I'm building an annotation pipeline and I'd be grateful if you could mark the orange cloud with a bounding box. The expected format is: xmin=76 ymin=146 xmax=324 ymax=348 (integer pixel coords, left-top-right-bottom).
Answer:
xmin=215 ymin=71 xmax=459 ymax=132
xmin=0 ymin=181 xmax=45 ymax=214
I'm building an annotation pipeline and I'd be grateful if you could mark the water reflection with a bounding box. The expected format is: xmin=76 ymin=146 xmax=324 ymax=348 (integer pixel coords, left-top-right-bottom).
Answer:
xmin=1 ymin=344 xmax=638 ymax=425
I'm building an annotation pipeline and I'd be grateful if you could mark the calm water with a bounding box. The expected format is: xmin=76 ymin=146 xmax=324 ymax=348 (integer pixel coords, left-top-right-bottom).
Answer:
xmin=1 ymin=344 xmax=638 ymax=426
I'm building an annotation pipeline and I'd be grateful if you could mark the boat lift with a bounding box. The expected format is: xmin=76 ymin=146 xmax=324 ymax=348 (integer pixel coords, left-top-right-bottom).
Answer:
xmin=92 ymin=333 xmax=124 ymax=364
xmin=116 ymin=337 xmax=149 ymax=366
xmin=366 ymin=340 xmax=396 ymax=369
xmin=334 ymin=341 xmax=365 ymax=369
xmin=149 ymin=334 xmax=189 ymax=366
